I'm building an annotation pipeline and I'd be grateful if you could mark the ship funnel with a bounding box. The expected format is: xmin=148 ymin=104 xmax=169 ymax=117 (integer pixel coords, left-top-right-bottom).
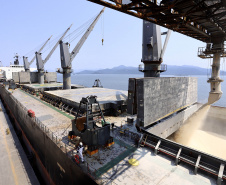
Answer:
xmin=207 ymin=53 xmax=223 ymax=104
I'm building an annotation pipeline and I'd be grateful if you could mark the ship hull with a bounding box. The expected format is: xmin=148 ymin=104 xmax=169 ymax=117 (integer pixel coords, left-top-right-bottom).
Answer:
xmin=0 ymin=86 xmax=96 ymax=185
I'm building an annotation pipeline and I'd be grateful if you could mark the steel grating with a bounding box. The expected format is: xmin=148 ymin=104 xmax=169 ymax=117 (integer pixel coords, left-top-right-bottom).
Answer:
xmin=88 ymin=0 xmax=226 ymax=43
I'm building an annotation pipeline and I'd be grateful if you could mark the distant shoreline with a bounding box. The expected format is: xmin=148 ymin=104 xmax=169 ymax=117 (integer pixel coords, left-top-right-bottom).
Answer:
xmin=74 ymin=65 xmax=219 ymax=76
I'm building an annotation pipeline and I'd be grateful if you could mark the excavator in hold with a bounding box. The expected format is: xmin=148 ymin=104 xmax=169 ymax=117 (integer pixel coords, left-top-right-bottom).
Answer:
xmin=59 ymin=8 xmax=105 ymax=89
xmin=35 ymin=24 xmax=72 ymax=84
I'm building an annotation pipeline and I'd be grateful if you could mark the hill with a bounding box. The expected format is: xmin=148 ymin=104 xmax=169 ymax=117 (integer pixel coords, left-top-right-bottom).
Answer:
xmin=76 ymin=65 xmax=212 ymax=75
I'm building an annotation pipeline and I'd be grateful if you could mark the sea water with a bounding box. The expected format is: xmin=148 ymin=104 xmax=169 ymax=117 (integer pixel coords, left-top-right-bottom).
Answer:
xmin=57 ymin=74 xmax=226 ymax=107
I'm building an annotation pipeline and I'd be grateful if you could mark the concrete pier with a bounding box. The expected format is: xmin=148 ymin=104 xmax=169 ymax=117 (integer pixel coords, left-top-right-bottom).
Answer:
xmin=0 ymin=99 xmax=39 ymax=185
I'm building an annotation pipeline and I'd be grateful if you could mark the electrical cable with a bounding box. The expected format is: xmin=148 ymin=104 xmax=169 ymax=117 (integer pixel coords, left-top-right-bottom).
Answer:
xmin=63 ymin=15 xmax=96 ymax=43
xmin=24 ymin=40 xmax=47 ymax=58
xmin=68 ymin=17 xmax=96 ymax=44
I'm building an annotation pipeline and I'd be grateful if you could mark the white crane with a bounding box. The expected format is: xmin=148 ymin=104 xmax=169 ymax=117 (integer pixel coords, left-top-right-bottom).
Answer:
xmin=36 ymin=24 xmax=72 ymax=84
xmin=59 ymin=8 xmax=105 ymax=89
xmin=23 ymin=36 xmax=52 ymax=72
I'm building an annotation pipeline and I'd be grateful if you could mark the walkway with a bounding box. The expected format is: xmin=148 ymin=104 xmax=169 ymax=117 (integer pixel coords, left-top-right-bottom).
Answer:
xmin=0 ymin=99 xmax=39 ymax=185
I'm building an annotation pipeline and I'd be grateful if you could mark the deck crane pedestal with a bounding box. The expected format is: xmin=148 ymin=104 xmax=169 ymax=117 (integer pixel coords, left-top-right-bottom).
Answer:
xmin=139 ymin=21 xmax=171 ymax=77
xmin=59 ymin=8 xmax=105 ymax=89
xmin=23 ymin=36 xmax=52 ymax=72
xmin=36 ymin=25 xmax=72 ymax=84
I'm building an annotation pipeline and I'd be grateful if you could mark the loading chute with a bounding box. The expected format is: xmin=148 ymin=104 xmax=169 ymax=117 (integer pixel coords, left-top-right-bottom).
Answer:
xmin=198 ymin=42 xmax=226 ymax=104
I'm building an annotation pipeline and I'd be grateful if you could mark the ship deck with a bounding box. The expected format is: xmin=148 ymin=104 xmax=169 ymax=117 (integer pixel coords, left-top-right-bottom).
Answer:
xmin=10 ymin=88 xmax=219 ymax=184
xmin=19 ymin=83 xmax=84 ymax=93
xmin=43 ymin=87 xmax=127 ymax=104
xmin=0 ymin=99 xmax=39 ymax=185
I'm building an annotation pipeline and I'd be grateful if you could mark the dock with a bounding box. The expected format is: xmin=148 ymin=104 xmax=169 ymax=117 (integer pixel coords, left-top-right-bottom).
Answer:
xmin=0 ymin=99 xmax=39 ymax=185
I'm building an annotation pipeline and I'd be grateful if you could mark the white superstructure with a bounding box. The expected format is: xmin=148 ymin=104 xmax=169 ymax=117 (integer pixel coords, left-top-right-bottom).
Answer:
xmin=0 ymin=65 xmax=36 ymax=80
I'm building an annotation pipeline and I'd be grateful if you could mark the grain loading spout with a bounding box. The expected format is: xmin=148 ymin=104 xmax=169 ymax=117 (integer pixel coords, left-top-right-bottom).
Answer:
xmin=207 ymin=53 xmax=223 ymax=104
xmin=198 ymin=41 xmax=225 ymax=105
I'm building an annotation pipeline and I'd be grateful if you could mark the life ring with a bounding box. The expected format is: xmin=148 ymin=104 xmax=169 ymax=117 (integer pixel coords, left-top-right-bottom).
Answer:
xmin=75 ymin=154 xmax=80 ymax=164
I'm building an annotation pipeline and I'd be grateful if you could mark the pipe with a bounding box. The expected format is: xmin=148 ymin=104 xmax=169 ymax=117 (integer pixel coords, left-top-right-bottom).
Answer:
xmin=207 ymin=53 xmax=223 ymax=104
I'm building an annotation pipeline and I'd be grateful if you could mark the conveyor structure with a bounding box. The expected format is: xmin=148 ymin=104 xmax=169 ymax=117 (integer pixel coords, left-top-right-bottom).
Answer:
xmin=88 ymin=0 xmax=226 ymax=104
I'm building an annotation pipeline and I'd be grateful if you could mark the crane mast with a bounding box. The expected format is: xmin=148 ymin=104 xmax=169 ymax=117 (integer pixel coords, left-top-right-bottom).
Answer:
xmin=139 ymin=21 xmax=171 ymax=77
xmin=36 ymin=24 xmax=72 ymax=84
xmin=59 ymin=8 xmax=105 ymax=89
xmin=23 ymin=36 xmax=52 ymax=72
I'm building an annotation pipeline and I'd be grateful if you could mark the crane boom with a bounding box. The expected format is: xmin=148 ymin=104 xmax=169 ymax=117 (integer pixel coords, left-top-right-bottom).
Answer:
xmin=69 ymin=8 xmax=105 ymax=65
xmin=43 ymin=24 xmax=72 ymax=64
xmin=23 ymin=36 xmax=52 ymax=71
xmin=30 ymin=36 xmax=52 ymax=65
xmin=160 ymin=30 xmax=171 ymax=60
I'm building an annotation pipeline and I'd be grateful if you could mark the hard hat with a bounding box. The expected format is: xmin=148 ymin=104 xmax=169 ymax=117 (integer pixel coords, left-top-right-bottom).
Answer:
xmin=79 ymin=142 xmax=83 ymax=146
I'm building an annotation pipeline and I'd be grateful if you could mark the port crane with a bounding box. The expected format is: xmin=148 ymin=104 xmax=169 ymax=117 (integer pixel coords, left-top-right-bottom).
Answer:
xmin=23 ymin=36 xmax=52 ymax=72
xmin=59 ymin=8 xmax=105 ymax=89
xmin=139 ymin=21 xmax=171 ymax=77
xmin=36 ymin=25 xmax=72 ymax=84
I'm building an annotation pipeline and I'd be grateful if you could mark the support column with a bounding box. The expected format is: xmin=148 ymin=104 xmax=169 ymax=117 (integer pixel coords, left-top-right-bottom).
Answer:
xmin=143 ymin=63 xmax=161 ymax=77
xmin=207 ymin=52 xmax=223 ymax=104
xmin=38 ymin=70 xmax=44 ymax=84
xmin=63 ymin=68 xmax=71 ymax=89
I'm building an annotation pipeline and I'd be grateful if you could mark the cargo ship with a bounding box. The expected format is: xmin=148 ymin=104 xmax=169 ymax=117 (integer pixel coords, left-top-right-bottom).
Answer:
xmin=1 ymin=1 xmax=226 ymax=185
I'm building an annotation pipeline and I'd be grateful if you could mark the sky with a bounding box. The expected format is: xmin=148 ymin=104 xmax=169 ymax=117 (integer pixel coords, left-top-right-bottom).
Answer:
xmin=0 ymin=0 xmax=216 ymax=72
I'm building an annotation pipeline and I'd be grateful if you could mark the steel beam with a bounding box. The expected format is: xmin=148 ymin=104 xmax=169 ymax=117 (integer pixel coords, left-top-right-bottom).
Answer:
xmin=175 ymin=148 xmax=182 ymax=165
xmin=217 ymin=164 xmax=225 ymax=185
xmin=154 ymin=140 xmax=161 ymax=155
xmin=194 ymin=155 xmax=201 ymax=175
xmin=88 ymin=0 xmax=226 ymax=43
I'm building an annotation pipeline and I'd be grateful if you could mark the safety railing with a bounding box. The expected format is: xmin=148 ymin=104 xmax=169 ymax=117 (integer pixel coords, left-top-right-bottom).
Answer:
xmin=7 ymin=89 xmax=63 ymax=150
xmin=140 ymin=129 xmax=226 ymax=184
xmin=6 ymin=88 xmax=121 ymax=182
xmin=198 ymin=47 xmax=226 ymax=59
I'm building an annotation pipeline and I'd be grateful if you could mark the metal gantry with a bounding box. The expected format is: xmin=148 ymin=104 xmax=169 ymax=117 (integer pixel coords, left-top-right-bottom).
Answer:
xmin=88 ymin=0 xmax=226 ymax=43
xmin=88 ymin=0 xmax=226 ymax=103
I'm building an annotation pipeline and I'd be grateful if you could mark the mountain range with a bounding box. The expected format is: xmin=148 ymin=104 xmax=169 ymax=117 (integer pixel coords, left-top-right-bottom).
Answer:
xmin=76 ymin=65 xmax=218 ymax=76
